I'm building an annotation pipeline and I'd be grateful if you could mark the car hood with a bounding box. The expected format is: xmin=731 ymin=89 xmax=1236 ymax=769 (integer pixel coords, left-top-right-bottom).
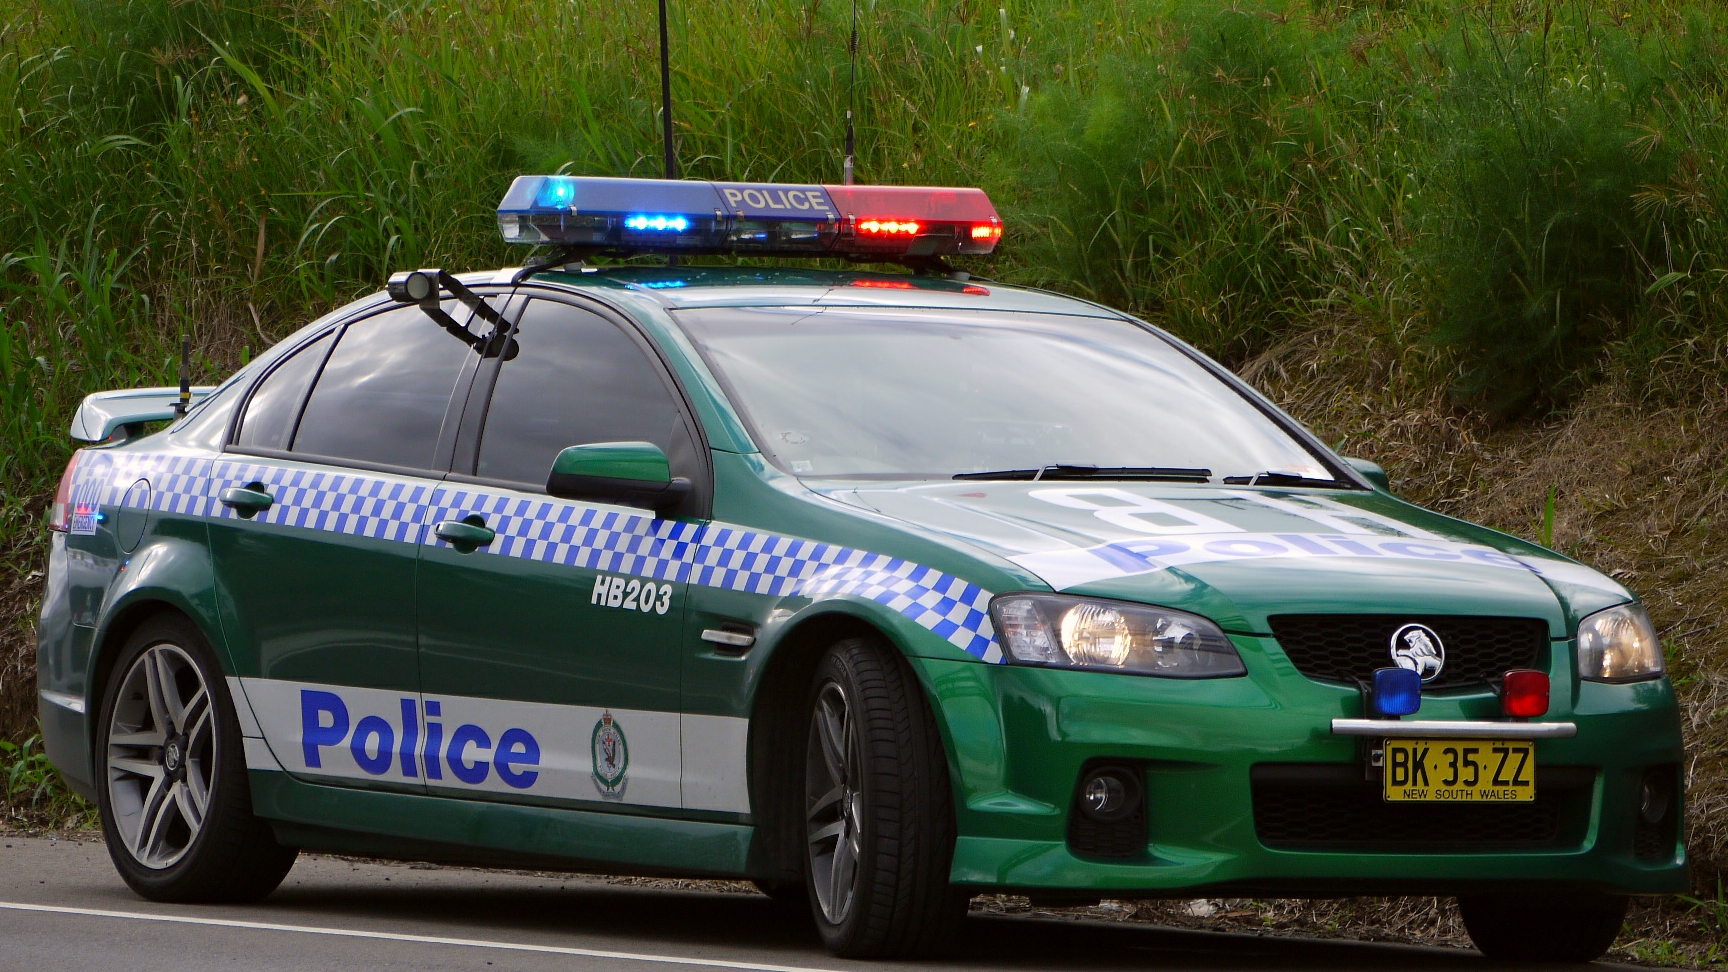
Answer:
xmin=824 ymin=481 xmax=1632 ymax=636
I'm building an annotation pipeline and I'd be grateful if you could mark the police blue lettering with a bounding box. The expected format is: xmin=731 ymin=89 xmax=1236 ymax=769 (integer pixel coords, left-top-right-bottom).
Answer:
xmin=494 ymin=727 xmax=541 ymax=789
xmin=350 ymin=715 xmax=395 ymax=775
xmin=300 ymin=690 xmax=349 ymax=768
xmin=447 ymin=724 xmax=491 ymax=784
xmin=423 ymin=716 xmax=444 ymax=780
xmin=398 ymin=698 xmax=420 ymax=778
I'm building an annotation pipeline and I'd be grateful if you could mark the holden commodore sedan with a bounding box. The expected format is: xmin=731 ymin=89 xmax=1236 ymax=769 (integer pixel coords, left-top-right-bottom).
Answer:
xmin=37 ymin=177 xmax=1682 ymax=963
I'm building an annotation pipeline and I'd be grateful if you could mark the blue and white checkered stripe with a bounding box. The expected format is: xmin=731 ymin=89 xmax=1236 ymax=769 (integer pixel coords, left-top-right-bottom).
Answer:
xmin=110 ymin=453 xmax=1001 ymax=662
xmin=429 ymin=486 xmax=1001 ymax=662
xmin=92 ymin=452 xmax=216 ymax=517
xmin=426 ymin=488 xmax=704 ymax=581
xmin=208 ymin=460 xmax=432 ymax=543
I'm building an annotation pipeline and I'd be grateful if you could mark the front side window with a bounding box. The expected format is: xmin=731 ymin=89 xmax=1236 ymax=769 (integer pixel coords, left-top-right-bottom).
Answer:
xmin=676 ymin=306 xmax=1335 ymax=481
xmin=476 ymin=300 xmax=690 ymax=487
xmin=293 ymin=306 xmax=475 ymax=470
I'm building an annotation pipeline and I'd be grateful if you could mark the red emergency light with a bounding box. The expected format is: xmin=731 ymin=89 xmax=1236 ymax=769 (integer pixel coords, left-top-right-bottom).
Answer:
xmin=1502 ymin=670 xmax=1550 ymax=718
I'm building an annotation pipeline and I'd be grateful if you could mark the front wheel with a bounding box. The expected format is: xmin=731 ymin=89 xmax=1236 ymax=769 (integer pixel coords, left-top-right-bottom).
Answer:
xmin=801 ymin=637 xmax=964 ymax=957
xmin=1457 ymin=892 xmax=1628 ymax=963
xmin=96 ymin=615 xmax=298 ymax=902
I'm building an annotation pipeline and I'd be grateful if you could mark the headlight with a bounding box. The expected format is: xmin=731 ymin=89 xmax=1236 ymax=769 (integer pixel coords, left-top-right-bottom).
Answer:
xmin=1577 ymin=602 xmax=1664 ymax=682
xmin=990 ymin=594 xmax=1245 ymax=678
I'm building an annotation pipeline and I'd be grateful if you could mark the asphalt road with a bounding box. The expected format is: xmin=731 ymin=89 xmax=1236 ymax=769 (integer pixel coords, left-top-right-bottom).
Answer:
xmin=0 ymin=836 xmax=1667 ymax=972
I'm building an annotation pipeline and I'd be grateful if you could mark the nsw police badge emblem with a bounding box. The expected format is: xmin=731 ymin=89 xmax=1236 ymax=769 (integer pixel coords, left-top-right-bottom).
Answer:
xmin=590 ymin=711 xmax=629 ymax=799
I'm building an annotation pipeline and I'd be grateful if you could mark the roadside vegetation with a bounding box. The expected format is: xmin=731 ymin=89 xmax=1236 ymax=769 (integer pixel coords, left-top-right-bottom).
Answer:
xmin=3 ymin=0 xmax=1728 ymax=962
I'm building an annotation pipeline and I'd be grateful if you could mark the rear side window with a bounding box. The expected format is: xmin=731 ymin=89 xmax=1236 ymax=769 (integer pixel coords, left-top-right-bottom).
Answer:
xmin=293 ymin=306 xmax=475 ymax=470
xmin=235 ymin=331 xmax=332 ymax=451
xmin=476 ymin=300 xmax=689 ymax=487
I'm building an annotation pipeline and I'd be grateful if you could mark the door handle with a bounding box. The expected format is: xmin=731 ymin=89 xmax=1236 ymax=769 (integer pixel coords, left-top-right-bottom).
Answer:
xmin=219 ymin=484 xmax=273 ymax=519
xmin=434 ymin=516 xmax=495 ymax=553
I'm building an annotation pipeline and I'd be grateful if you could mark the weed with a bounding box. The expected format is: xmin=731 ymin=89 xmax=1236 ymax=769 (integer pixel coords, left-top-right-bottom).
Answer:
xmin=0 ymin=734 xmax=94 ymax=832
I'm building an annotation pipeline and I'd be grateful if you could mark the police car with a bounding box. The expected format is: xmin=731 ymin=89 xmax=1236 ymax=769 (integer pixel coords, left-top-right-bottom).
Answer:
xmin=38 ymin=176 xmax=1683 ymax=962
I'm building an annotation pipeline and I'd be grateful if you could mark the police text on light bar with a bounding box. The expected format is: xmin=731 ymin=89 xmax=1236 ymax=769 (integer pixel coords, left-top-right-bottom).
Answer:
xmin=496 ymin=176 xmax=1002 ymax=260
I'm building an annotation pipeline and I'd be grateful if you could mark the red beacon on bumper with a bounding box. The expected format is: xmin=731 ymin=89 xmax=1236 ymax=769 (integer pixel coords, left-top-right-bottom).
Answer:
xmin=1502 ymin=669 xmax=1551 ymax=718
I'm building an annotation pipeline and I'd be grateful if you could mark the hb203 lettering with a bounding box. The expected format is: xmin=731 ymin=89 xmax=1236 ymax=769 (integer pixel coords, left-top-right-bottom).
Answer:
xmin=592 ymin=574 xmax=672 ymax=614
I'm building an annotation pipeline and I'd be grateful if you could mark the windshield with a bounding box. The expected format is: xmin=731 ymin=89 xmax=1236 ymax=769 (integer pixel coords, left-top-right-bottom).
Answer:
xmin=676 ymin=306 xmax=1338 ymax=482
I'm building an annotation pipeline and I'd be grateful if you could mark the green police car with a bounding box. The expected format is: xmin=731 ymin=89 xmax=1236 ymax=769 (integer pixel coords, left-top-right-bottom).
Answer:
xmin=38 ymin=177 xmax=1683 ymax=962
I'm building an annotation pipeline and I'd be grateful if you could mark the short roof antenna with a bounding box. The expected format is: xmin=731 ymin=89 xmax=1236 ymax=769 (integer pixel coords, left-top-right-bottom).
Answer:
xmin=173 ymin=332 xmax=191 ymax=418
xmin=843 ymin=0 xmax=857 ymax=184
xmin=658 ymin=0 xmax=677 ymax=181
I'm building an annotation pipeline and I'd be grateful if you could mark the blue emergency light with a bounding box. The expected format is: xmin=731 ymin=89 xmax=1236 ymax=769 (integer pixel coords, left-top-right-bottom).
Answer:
xmin=1372 ymin=667 xmax=1423 ymax=717
xmin=496 ymin=175 xmax=1003 ymax=261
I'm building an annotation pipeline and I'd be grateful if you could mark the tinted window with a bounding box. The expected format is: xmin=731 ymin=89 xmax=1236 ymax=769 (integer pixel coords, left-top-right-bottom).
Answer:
xmin=294 ymin=306 xmax=475 ymax=469
xmin=476 ymin=300 xmax=684 ymax=486
xmin=170 ymin=374 xmax=246 ymax=451
xmin=678 ymin=306 xmax=1333 ymax=481
xmin=236 ymin=331 xmax=332 ymax=451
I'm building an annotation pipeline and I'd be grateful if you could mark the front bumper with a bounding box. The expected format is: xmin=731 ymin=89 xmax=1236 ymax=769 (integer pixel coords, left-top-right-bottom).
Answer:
xmin=918 ymin=634 xmax=1687 ymax=897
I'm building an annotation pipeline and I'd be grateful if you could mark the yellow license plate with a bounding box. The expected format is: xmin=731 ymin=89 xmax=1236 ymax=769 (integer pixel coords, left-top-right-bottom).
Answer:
xmin=1383 ymin=738 xmax=1535 ymax=802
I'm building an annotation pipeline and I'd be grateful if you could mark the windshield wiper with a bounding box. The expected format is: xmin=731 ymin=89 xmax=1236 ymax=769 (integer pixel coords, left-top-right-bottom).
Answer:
xmin=1223 ymin=471 xmax=1345 ymax=488
xmin=953 ymin=464 xmax=1212 ymax=482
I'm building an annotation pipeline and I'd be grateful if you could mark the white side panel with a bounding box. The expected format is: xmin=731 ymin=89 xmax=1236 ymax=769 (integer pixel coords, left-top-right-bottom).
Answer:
xmin=226 ymin=677 xmax=262 ymax=737
xmin=238 ymin=678 xmax=681 ymax=809
xmin=680 ymin=714 xmax=751 ymax=813
xmin=243 ymin=736 xmax=284 ymax=771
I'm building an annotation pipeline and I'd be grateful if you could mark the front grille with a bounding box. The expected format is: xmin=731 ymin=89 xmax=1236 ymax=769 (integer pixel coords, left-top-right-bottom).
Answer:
xmin=1252 ymin=764 xmax=1593 ymax=852
xmin=1268 ymin=614 xmax=1547 ymax=689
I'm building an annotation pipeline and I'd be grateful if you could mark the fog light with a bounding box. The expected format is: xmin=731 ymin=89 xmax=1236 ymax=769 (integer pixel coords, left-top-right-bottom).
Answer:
xmin=1372 ymin=667 xmax=1422 ymax=717
xmin=1640 ymin=771 xmax=1672 ymax=826
xmin=1078 ymin=768 xmax=1141 ymax=823
xmin=1502 ymin=669 xmax=1550 ymax=718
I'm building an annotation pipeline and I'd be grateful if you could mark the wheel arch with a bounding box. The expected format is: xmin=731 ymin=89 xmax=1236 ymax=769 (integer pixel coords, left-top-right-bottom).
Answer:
xmin=745 ymin=607 xmax=964 ymax=884
xmin=87 ymin=594 xmax=228 ymax=770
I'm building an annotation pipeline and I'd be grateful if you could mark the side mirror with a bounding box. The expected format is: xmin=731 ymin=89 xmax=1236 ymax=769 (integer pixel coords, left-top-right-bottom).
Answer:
xmin=1342 ymin=456 xmax=1390 ymax=491
xmin=547 ymin=441 xmax=691 ymax=516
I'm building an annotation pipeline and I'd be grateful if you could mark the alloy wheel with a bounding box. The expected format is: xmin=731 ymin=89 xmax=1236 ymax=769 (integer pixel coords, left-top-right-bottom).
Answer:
xmin=806 ymin=680 xmax=861 ymax=924
xmin=106 ymin=643 xmax=215 ymax=869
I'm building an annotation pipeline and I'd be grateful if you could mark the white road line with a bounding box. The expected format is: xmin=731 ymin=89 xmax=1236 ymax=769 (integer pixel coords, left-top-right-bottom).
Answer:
xmin=0 ymin=901 xmax=844 ymax=972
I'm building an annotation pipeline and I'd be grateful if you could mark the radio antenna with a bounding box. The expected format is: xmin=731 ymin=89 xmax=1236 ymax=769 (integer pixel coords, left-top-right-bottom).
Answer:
xmin=658 ymin=0 xmax=676 ymax=180
xmin=843 ymin=0 xmax=857 ymax=184
xmin=173 ymin=332 xmax=191 ymax=418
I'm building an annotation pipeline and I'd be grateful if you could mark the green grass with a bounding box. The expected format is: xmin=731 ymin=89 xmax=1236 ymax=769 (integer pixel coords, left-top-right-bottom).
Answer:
xmin=0 ymin=733 xmax=95 ymax=831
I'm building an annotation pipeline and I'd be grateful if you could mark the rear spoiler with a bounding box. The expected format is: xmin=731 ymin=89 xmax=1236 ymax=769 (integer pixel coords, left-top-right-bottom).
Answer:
xmin=70 ymin=386 xmax=216 ymax=443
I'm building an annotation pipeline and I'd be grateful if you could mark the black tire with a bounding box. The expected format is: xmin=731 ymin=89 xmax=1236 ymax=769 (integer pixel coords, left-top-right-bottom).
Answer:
xmin=1457 ymin=892 xmax=1628 ymax=963
xmin=95 ymin=614 xmax=298 ymax=902
xmin=800 ymin=636 xmax=965 ymax=957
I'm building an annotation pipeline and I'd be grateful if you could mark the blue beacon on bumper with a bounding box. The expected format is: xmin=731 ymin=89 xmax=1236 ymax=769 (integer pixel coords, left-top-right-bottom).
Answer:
xmin=1372 ymin=666 xmax=1423 ymax=717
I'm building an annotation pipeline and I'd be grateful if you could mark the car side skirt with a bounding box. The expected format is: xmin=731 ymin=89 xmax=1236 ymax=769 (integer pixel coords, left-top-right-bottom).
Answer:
xmin=248 ymin=770 xmax=759 ymax=879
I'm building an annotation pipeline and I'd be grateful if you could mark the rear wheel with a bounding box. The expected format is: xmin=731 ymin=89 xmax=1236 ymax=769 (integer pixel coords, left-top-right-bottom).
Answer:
xmin=1457 ymin=892 xmax=1628 ymax=963
xmin=96 ymin=615 xmax=298 ymax=902
xmin=801 ymin=637 xmax=964 ymax=957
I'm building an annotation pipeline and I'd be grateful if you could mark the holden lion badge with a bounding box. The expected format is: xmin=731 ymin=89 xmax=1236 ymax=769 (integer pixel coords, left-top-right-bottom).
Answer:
xmin=1389 ymin=623 xmax=1445 ymax=682
xmin=591 ymin=711 xmax=629 ymax=799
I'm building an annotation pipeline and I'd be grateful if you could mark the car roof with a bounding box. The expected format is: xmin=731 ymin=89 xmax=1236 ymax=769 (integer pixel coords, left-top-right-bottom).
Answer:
xmin=514 ymin=265 xmax=1125 ymax=319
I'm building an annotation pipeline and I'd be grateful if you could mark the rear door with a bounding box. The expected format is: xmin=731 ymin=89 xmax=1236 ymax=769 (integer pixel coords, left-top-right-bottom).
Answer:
xmin=210 ymin=302 xmax=485 ymax=792
xmin=414 ymin=296 xmax=708 ymax=811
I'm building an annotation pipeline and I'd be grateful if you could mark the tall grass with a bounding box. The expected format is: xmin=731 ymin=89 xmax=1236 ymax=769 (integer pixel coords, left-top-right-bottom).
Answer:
xmin=3 ymin=0 xmax=1728 ymax=532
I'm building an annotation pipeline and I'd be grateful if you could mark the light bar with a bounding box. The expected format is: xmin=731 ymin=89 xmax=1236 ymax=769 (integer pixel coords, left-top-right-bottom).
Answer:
xmin=496 ymin=176 xmax=1002 ymax=261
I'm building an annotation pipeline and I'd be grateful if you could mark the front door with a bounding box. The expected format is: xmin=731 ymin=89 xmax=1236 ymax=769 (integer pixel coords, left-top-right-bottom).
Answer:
xmin=209 ymin=302 xmax=483 ymax=792
xmin=415 ymin=296 xmax=708 ymax=812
